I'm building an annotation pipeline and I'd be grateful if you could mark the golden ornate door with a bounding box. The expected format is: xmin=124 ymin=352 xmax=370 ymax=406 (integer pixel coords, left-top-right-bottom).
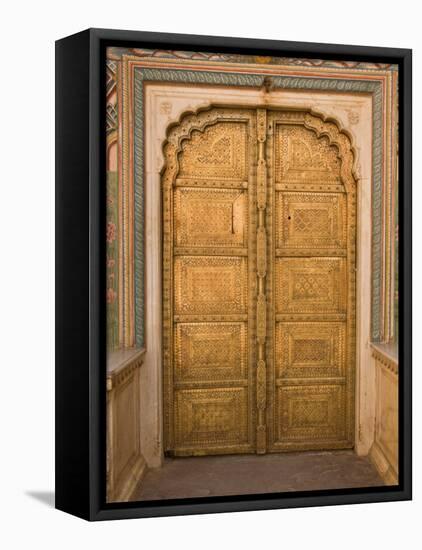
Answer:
xmin=162 ymin=106 xmax=356 ymax=456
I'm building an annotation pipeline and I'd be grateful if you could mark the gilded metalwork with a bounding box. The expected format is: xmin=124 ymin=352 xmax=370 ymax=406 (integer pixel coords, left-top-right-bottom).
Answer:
xmin=276 ymin=384 xmax=346 ymax=448
xmin=276 ymin=257 xmax=347 ymax=315
xmin=162 ymin=106 xmax=356 ymax=456
xmin=275 ymin=322 xmax=346 ymax=379
xmin=256 ymin=360 xmax=267 ymax=409
xmin=174 ymin=256 xmax=247 ymax=316
xmin=275 ymin=124 xmax=341 ymax=184
xmin=178 ymin=121 xmax=248 ymax=181
xmin=175 ymin=188 xmax=248 ymax=249
xmin=276 ymin=192 xmax=347 ymax=253
xmin=268 ymin=110 xmax=355 ymax=452
xmin=255 ymin=108 xmax=268 ymax=454
xmin=256 ymin=294 xmax=267 ymax=345
xmin=257 ymin=227 xmax=267 ymax=277
xmin=174 ymin=388 xmax=250 ymax=453
xmin=174 ymin=323 xmax=247 ymax=383
xmin=163 ymin=108 xmax=256 ymax=456
xmin=257 ymin=160 xmax=267 ymax=209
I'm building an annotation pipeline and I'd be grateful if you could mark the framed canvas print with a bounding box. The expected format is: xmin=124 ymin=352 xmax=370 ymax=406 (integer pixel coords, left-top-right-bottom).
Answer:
xmin=55 ymin=28 xmax=412 ymax=521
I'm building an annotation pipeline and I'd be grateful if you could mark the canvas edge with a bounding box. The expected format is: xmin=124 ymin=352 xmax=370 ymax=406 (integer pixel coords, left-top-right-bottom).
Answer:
xmin=55 ymin=28 xmax=412 ymax=522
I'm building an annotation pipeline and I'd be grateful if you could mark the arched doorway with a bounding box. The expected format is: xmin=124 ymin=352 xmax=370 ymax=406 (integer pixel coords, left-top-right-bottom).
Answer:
xmin=161 ymin=106 xmax=357 ymax=457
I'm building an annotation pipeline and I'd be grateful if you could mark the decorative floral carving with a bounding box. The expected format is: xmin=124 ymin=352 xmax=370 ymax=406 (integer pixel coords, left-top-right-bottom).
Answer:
xmin=347 ymin=109 xmax=360 ymax=125
xmin=106 ymin=221 xmax=116 ymax=243
xmin=160 ymin=101 xmax=172 ymax=115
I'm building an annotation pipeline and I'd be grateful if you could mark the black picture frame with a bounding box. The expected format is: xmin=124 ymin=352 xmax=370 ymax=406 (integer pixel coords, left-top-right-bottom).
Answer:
xmin=55 ymin=28 xmax=412 ymax=521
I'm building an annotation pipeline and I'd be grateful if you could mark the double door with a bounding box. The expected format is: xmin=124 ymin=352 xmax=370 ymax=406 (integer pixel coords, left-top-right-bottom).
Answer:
xmin=163 ymin=106 xmax=355 ymax=456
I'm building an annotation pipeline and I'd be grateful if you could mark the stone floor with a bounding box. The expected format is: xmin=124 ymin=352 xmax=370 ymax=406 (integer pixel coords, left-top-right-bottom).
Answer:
xmin=133 ymin=450 xmax=384 ymax=501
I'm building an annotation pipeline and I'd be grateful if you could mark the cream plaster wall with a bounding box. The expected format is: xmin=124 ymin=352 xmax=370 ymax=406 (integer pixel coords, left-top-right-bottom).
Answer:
xmin=141 ymin=83 xmax=374 ymax=467
xmin=369 ymin=345 xmax=399 ymax=485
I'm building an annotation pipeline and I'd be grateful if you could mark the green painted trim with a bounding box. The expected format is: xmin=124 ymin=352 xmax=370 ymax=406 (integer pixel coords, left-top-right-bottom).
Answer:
xmin=133 ymin=67 xmax=385 ymax=345
xmin=106 ymin=171 xmax=120 ymax=351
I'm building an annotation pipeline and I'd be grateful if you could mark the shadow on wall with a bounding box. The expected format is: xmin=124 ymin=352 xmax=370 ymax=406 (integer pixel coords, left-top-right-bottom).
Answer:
xmin=25 ymin=491 xmax=55 ymax=508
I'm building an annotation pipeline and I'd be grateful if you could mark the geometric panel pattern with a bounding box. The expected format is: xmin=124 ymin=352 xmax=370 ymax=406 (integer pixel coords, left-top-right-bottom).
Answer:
xmin=276 ymin=192 xmax=346 ymax=251
xmin=275 ymin=322 xmax=345 ymax=379
xmin=276 ymin=257 xmax=346 ymax=314
xmin=174 ymin=388 xmax=249 ymax=450
xmin=174 ymin=323 xmax=247 ymax=383
xmin=275 ymin=385 xmax=345 ymax=443
xmin=174 ymin=256 xmax=248 ymax=315
xmin=174 ymin=188 xmax=247 ymax=248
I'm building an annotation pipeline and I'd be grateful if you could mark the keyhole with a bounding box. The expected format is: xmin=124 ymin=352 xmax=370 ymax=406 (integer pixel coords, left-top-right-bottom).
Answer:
xmin=288 ymin=216 xmax=291 ymax=221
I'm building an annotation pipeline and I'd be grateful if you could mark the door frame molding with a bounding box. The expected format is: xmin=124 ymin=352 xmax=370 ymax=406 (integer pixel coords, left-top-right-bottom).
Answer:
xmin=141 ymin=84 xmax=373 ymax=467
xmin=161 ymin=104 xmax=357 ymax=456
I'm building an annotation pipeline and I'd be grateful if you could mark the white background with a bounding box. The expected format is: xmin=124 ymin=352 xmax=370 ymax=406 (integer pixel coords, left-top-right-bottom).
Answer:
xmin=0 ymin=1 xmax=419 ymax=548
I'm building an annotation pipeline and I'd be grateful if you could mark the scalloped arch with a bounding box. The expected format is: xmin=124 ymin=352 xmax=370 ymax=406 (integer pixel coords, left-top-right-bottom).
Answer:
xmin=303 ymin=110 xmax=358 ymax=195
xmin=161 ymin=105 xmax=358 ymax=195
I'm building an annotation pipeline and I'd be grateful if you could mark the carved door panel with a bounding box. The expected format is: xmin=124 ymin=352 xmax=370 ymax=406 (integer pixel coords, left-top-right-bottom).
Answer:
xmin=163 ymin=109 xmax=258 ymax=456
xmin=163 ymin=106 xmax=356 ymax=457
xmin=267 ymin=111 xmax=355 ymax=451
